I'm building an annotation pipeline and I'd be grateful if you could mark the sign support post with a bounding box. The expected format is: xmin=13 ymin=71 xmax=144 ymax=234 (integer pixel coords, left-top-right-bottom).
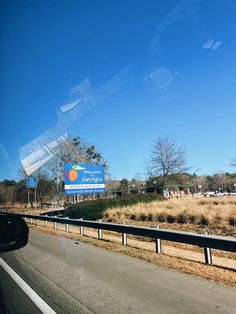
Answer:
xmin=26 ymin=177 xmax=39 ymax=208
xmin=27 ymin=188 xmax=30 ymax=208
xmin=34 ymin=188 xmax=37 ymax=208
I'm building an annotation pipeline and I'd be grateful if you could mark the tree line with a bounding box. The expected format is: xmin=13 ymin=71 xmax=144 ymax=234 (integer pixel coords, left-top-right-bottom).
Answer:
xmin=0 ymin=135 xmax=236 ymax=206
xmin=1 ymin=171 xmax=236 ymax=206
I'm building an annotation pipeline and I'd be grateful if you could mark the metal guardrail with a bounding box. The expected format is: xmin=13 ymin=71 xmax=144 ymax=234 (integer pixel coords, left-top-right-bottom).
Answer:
xmin=1 ymin=211 xmax=236 ymax=265
xmin=39 ymin=209 xmax=65 ymax=216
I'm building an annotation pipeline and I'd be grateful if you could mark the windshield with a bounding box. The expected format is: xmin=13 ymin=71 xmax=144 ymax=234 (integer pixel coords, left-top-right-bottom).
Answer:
xmin=1 ymin=0 xmax=235 ymax=179
xmin=0 ymin=1 xmax=236 ymax=314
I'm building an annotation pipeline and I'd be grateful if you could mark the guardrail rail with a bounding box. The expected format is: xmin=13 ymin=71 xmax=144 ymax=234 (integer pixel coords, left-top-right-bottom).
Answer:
xmin=1 ymin=211 xmax=236 ymax=265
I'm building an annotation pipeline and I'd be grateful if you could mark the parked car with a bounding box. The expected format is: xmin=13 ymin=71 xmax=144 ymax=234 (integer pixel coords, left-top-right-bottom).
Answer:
xmin=215 ymin=191 xmax=228 ymax=196
xmin=204 ymin=191 xmax=228 ymax=197
xmin=205 ymin=191 xmax=216 ymax=197
xmin=228 ymin=190 xmax=236 ymax=196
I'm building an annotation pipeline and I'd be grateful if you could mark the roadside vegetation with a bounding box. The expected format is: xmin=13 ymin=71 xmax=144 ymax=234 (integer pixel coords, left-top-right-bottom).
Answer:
xmin=65 ymin=194 xmax=164 ymax=220
xmin=104 ymin=196 xmax=236 ymax=231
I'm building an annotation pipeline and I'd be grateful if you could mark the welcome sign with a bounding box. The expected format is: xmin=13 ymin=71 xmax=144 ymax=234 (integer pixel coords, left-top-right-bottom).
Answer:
xmin=64 ymin=163 xmax=105 ymax=194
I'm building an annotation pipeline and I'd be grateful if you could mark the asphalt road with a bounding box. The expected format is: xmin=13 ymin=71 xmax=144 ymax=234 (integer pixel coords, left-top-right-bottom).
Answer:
xmin=0 ymin=229 xmax=236 ymax=314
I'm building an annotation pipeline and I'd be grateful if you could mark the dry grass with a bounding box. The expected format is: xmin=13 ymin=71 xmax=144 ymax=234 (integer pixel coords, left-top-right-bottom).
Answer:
xmin=104 ymin=196 xmax=236 ymax=235
xmin=2 ymin=207 xmax=63 ymax=215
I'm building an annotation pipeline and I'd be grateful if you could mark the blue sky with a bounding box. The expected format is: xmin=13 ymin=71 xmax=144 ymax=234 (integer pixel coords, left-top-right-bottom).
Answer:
xmin=1 ymin=0 xmax=236 ymax=181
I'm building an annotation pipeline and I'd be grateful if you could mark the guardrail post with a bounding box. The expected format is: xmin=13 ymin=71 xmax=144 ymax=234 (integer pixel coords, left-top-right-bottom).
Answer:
xmin=98 ymin=219 xmax=103 ymax=240
xmin=37 ymin=219 xmax=40 ymax=226
xmin=65 ymin=217 xmax=69 ymax=232
xmin=30 ymin=218 xmax=33 ymax=224
xmin=122 ymin=222 xmax=127 ymax=246
xmin=80 ymin=218 xmax=84 ymax=236
xmin=44 ymin=215 xmax=47 ymax=227
xmin=204 ymin=232 xmax=212 ymax=264
xmin=155 ymin=226 xmax=162 ymax=254
xmin=54 ymin=220 xmax=57 ymax=229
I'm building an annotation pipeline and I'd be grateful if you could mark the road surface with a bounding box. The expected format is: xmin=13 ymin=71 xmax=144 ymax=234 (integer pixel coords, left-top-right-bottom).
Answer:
xmin=0 ymin=229 xmax=235 ymax=313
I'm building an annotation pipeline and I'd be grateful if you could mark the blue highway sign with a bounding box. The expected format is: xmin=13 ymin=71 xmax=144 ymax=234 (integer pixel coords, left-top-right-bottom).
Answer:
xmin=26 ymin=177 xmax=38 ymax=188
xmin=64 ymin=163 xmax=105 ymax=194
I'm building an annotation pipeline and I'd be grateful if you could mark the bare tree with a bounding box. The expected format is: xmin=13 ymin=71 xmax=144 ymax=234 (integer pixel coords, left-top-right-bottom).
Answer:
xmin=147 ymin=136 xmax=188 ymax=190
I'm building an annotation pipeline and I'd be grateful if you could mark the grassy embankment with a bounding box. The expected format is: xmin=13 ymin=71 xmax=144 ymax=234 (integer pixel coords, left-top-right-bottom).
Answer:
xmin=103 ymin=196 xmax=236 ymax=236
xmin=65 ymin=194 xmax=164 ymax=220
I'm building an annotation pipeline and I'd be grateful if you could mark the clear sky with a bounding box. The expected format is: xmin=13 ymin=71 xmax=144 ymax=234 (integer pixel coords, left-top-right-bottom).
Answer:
xmin=1 ymin=0 xmax=236 ymax=181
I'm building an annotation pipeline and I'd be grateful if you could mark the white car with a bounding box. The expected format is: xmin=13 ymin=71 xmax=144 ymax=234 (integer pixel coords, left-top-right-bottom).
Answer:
xmin=228 ymin=190 xmax=236 ymax=196
xmin=205 ymin=191 xmax=228 ymax=197
xmin=205 ymin=191 xmax=216 ymax=197
xmin=215 ymin=192 xmax=228 ymax=196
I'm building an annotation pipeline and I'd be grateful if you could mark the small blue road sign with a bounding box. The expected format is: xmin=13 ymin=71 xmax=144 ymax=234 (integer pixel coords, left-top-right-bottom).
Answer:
xmin=26 ymin=177 xmax=38 ymax=188
xmin=64 ymin=163 xmax=105 ymax=194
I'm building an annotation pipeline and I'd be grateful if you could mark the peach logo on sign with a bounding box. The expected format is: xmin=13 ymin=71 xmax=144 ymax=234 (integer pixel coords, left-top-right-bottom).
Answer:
xmin=65 ymin=165 xmax=86 ymax=182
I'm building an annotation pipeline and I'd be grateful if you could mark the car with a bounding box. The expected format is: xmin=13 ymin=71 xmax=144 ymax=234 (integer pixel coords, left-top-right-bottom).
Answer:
xmin=205 ymin=191 xmax=216 ymax=197
xmin=228 ymin=190 xmax=236 ymax=196
xmin=215 ymin=191 xmax=228 ymax=196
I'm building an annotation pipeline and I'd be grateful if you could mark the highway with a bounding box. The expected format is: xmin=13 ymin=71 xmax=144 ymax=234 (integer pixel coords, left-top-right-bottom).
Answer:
xmin=0 ymin=229 xmax=235 ymax=314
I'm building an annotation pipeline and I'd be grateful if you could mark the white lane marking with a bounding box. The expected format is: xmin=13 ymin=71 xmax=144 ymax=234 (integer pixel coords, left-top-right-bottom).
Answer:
xmin=0 ymin=257 xmax=57 ymax=314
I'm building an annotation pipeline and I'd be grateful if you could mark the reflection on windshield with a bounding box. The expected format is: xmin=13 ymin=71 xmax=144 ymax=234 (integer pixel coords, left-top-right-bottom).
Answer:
xmin=0 ymin=0 xmax=235 ymax=188
xmin=19 ymin=68 xmax=128 ymax=175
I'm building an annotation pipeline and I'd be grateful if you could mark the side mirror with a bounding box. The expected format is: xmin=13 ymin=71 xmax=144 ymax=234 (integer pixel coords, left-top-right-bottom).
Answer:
xmin=0 ymin=214 xmax=29 ymax=253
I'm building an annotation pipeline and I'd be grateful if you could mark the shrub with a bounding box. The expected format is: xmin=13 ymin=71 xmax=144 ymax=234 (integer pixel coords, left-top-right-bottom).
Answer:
xmin=167 ymin=214 xmax=175 ymax=223
xmin=130 ymin=214 xmax=136 ymax=220
xmin=64 ymin=193 xmax=164 ymax=220
xmin=228 ymin=217 xmax=235 ymax=226
xmin=139 ymin=213 xmax=147 ymax=221
xmin=147 ymin=213 xmax=153 ymax=221
xmin=188 ymin=215 xmax=196 ymax=224
xmin=158 ymin=214 xmax=166 ymax=222
xmin=199 ymin=215 xmax=209 ymax=225
xmin=177 ymin=214 xmax=187 ymax=224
